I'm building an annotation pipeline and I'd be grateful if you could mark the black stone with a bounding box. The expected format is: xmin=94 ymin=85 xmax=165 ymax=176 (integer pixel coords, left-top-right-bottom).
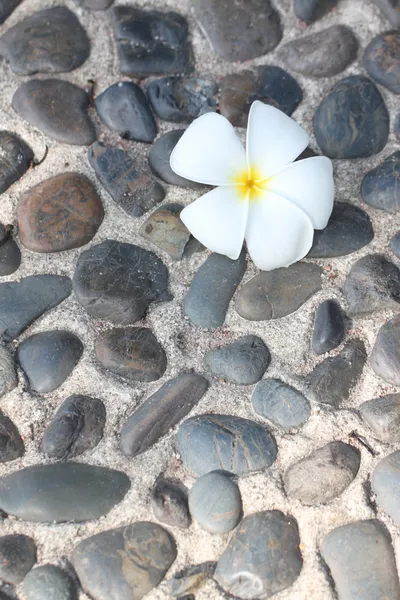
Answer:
xmin=360 ymin=393 xmax=400 ymax=443
xmin=147 ymin=77 xmax=218 ymax=123
xmin=372 ymin=451 xmax=400 ymax=525
xmin=23 ymin=565 xmax=77 ymax=600
xmin=148 ymin=130 xmax=201 ymax=188
xmin=74 ymin=0 xmax=113 ymax=8
xmin=0 ymin=346 xmax=17 ymax=399
xmin=0 ymin=1 xmax=21 ymax=24
xmin=205 ymin=335 xmax=270 ymax=385
xmin=371 ymin=0 xmax=400 ymax=27
xmin=0 ymin=132 xmax=33 ymax=194
xmin=17 ymin=330 xmax=83 ymax=393
xmin=0 ymin=534 xmax=36 ymax=585
xmin=0 ymin=410 xmax=24 ymax=463
xmin=361 ymin=151 xmax=400 ymax=213
xmin=151 ymin=477 xmax=191 ymax=529
xmin=252 ymin=379 xmax=311 ymax=430
xmin=312 ymin=300 xmax=345 ymax=354
xmin=370 ymin=316 xmax=400 ymax=385
xmin=294 ymin=0 xmax=338 ymax=22
xmin=364 ymin=31 xmax=400 ymax=94
xmin=139 ymin=204 xmax=191 ymax=260
xmin=0 ymin=224 xmax=20 ymax=276
xmin=314 ymin=76 xmax=389 ymax=158
xmin=166 ymin=562 xmax=216 ymax=597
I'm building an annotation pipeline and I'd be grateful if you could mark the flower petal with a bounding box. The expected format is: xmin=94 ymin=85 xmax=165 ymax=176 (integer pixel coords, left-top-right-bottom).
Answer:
xmin=170 ymin=112 xmax=247 ymax=186
xmin=180 ymin=186 xmax=248 ymax=259
xmin=246 ymin=101 xmax=309 ymax=179
xmin=266 ymin=156 xmax=334 ymax=229
xmin=245 ymin=191 xmax=314 ymax=271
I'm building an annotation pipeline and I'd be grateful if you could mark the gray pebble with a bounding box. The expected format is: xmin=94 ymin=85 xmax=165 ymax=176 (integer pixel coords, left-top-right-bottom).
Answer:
xmin=312 ymin=300 xmax=345 ymax=355
xmin=0 ymin=224 xmax=21 ymax=276
xmin=252 ymin=379 xmax=311 ymax=430
xmin=360 ymin=394 xmax=400 ymax=443
xmin=362 ymin=151 xmax=400 ymax=213
xmin=0 ymin=534 xmax=36 ymax=584
xmin=205 ymin=335 xmax=270 ymax=385
xmin=148 ymin=131 xmax=200 ymax=188
xmin=22 ymin=564 xmax=77 ymax=600
xmin=74 ymin=0 xmax=113 ymax=8
xmin=294 ymin=0 xmax=337 ymax=22
xmin=370 ymin=316 xmax=400 ymax=385
xmin=0 ymin=409 xmax=24 ymax=462
xmin=151 ymin=477 xmax=191 ymax=529
xmin=390 ymin=230 xmax=400 ymax=258
xmin=372 ymin=450 xmax=400 ymax=525
xmin=0 ymin=131 xmax=33 ymax=195
xmin=166 ymin=562 xmax=216 ymax=597
xmin=364 ymin=31 xmax=400 ymax=95
xmin=0 ymin=346 xmax=17 ymax=399
xmin=147 ymin=77 xmax=218 ymax=123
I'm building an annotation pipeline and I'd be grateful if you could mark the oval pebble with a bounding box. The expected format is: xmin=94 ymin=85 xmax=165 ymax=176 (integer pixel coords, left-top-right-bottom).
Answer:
xmin=312 ymin=300 xmax=344 ymax=355
xmin=148 ymin=131 xmax=200 ymax=187
xmin=147 ymin=77 xmax=218 ymax=123
xmin=0 ymin=224 xmax=21 ymax=276
xmin=151 ymin=477 xmax=191 ymax=529
xmin=0 ymin=534 xmax=36 ymax=584
xmin=205 ymin=335 xmax=270 ymax=385
xmin=252 ymin=379 xmax=310 ymax=430
xmin=372 ymin=451 xmax=400 ymax=525
xmin=359 ymin=394 xmax=400 ymax=443
xmin=361 ymin=151 xmax=400 ymax=213
xmin=294 ymin=0 xmax=337 ymax=22
xmin=22 ymin=565 xmax=77 ymax=600
xmin=370 ymin=316 xmax=400 ymax=385
xmin=0 ymin=409 xmax=24 ymax=462
xmin=364 ymin=30 xmax=400 ymax=94
xmin=0 ymin=131 xmax=33 ymax=195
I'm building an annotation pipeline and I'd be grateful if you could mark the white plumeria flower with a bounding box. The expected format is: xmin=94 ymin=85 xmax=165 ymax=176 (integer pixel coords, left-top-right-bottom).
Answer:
xmin=170 ymin=101 xmax=334 ymax=271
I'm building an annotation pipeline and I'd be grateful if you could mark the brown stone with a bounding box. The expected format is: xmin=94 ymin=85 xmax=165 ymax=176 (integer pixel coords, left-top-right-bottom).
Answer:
xmin=139 ymin=204 xmax=190 ymax=260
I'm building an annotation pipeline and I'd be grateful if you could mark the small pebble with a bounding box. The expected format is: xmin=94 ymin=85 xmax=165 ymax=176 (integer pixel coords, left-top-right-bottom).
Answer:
xmin=0 ymin=1 xmax=21 ymax=24
xmin=151 ymin=477 xmax=191 ymax=529
xmin=361 ymin=151 xmax=400 ymax=213
xmin=0 ymin=410 xmax=24 ymax=462
xmin=147 ymin=77 xmax=218 ymax=123
xmin=22 ymin=565 xmax=77 ymax=600
xmin=312 ymin=300 xmax=344 ymax=355
xmin=205 ymin=335 xmax=270 ymax=385
xmin=360 ymin=394 xmax=400 ymax=443
xmin=370 ymin=316 xmax=400 ymax=385
xmin=0 ymin=224 xmax=21 ymax=276
xmin=74 ymin=0 xmax=113 ymax=8
xmin=0 ymin=534 xmax=36 ymax=584
xmin=371 ymin=0 xmax=400 ymax=26
xmin=364 ymin=30 xmax=400 ymax=94
xmin=148 ymin=131 xmax=200 ymax=187
xmin=139 ymin=204 xmax=191 ymax=260
xmin=0 ymin=346 xmax=17 ymax=398
xmin=391 ymin=231 xmax=400 ymax=258
xmin=252 ymin=379 xmax=311 ymax=430
xmin=0 ymin=131 xmax=33 ymax=194
xmin=294 ymin=0 xmax=337 ymax=22
xmin=372 ymin=450 xmax=400 ymax=524
xmin=166 ymin=562 xmax=216 ymax=597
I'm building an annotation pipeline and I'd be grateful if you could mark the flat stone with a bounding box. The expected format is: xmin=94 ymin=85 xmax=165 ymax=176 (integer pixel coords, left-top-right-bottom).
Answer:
xmin=73 ymin=240 xmax=171 ymax=325
xmin=294 ymin=0 xmax=338 ymax=22
xmin=23 ymin=565 xmax=77 ymax=600
xmin=120 ymin=373 xmax=208 ymax=457
xmin=215 ymin=511 xmax=302 ymax=599
xmin=184 ymin=251 xmax=246 ymax=328
xmin=0 ymin=224 xmax=21 ymax=276
xmin=370 ymin=316 xmax=400 ymax=385
xmin=147 ymin=77 xmax=218 ymax=123
xmin=166 ymin=562 xmax=216 ymax=597
xmin=278 ymin=26 xmax=357 ymax=78
xmin=95 ymin=82 xmax=157 ymax=143
xmin=0 ymin=410 xmax=24 ymax=463
xmin=308 ymin=202 xmax=374 ymax=258
xmin=112 ymin=6 xmax=193 ymax=76
xmin=0 ymin=7 xmax=90 ymax=75
xmin=371 ymin=0 xmax=400 ymax=27
xmin=306 ymin=339 xmax=367 ymax=407
xmin=18 ymin=173 xmax=104 ymax=253
xmin=321 ymin=520 xmax=400 ymax=600
xmin=284 ymin=441 xmax=360 ymax=505
xmin=361 ymin=151 xmax=400 ymax=213
xmin=148 ymin=131 xmax=200 ymax=187
xmin=0 ymin=274 xmax=71 ymax=341
xmin=312 ymin=300 xmax=345 ymax=355
xmin=140 ymin=204 xmax=191 ymax=260
xmin=0 ymin=535 xmax=36 ymax=584
xmin=193 ymin=0 xmax=282 ymax=62
xmin=189 ymin=472 xmax=242 ymax=534
xmin=12 ymin=79 xmax=96 ymax=146
xmin=360 ymin=394 xmax=400 ymax=443
xmin=364 ymin=31 xmax=400 ymax=94
xmin=372 ymin=451 xmax=400 ymax=525
xmin=151 ymin=477 xmax=191 ymax=529
xmin=219 ymin=66 xmax=303 ymax=127
xmin=0 ymin=131 xmax=33 ymax=194
xmin=0 ymin=1 xmax=21 ymax=24
xmin=177 ymin=414 xmax=277 ymax=476
xmin=73 ymin=522 xmax=177 ymax=600
xmin=74 ymin=0 xmax=113 ymax=8
xmin=0 ymin=346 xmax=17 ymax=399
xmin=252 ymin=379 xmax=311 ymax=430
xmin=42 ymin=394 xmax=106 ymax=459
xmin=236 ymin=262 xmax=322 ymax=321
xmin=205 ymin=335 xmax=270 ymax=385
xmin=17 ymin=330 xmax=83 ymax=393
xmin=314 ymin=75 xmax=389 ymax=158
xmin=0 ymin=463 xmax=130 ymax=522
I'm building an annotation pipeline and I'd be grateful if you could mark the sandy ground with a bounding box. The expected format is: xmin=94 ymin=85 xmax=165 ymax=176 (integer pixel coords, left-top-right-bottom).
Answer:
xmin=0 ymin=0 xmax=400 ymax=598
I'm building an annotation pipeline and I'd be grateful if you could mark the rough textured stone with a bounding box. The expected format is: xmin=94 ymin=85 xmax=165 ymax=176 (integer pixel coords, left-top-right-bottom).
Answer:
xmin=370 ymin=316 xmax=400 ymax=385
xmin=120 ymin=373 xmax=208 ymax=457
xmin=166 ymin=562 xmax=216 ymax=597
xmin=215 ymin=511 xmax=303 ymax=599
xmin=147 ymin=77 xmax=218 ymax=123
xmin=0 ymin=534 xmax=36 ymax=585
xmin=22 ymin=565 xmax=77 ymax=600
xmin=75 ymin=0 xmax=113 ymax=8
xmin=0 ymin=131 xmax=33 ymax=194
xmin=189 ymin=472 xmax=242 ymax=534
xmin=312 ymin=300 xmax=344 ymax=355
xmin=205 ymin=335 xmax=270 ymax=385
xmin=0 ymin=346 xmax=17 ymax=399
xmin=148 ymin=130 xmax=200 ymax=187
xmin=151 ymin=477 xmax=191 ymax=529
xmin=140 ymin=204 xmax=190 ymax=260
xmin=371 ymin=0 xmax=400 ymax=28
xmin=294 ymin=0 xmax=338 ymax=22
xmin=364 ymin=31 xmax=400 ymax=94
xmin=360 ymin=394 xmax=400 ymax=443
xmin=361 ymin=151 xmax=400 ymax=213
xmin=252 ymin=379 xmax=311 ymax=430
xmin=0 ymin=224 xmax=21 ymax=276
xmin=0 ymin=410 xmax=24 ymax=463
xmin=0 ymin=1 xmax=21 ymax=24
xmin=372 ymin=451 xmax=400 ymax=525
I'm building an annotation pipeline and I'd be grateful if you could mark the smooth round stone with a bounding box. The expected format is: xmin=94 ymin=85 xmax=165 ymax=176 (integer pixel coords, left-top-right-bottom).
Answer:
xmin=371 ymin=0 xmax=400 ymax=26
xmin=96 ymin=82 xmax=156 ymax=143
xmin=215 ymin=511 xmax=302 ymax=599
xmin=189 ymin=472 xmax=242 ymax=534
xmin=278 ymin=25 xmax=357 ymax=77
xmin=75 ymin=0 xmax=113 ymax=8
xmin=314 ymin=75 xmax=389 ymax=158
xmin=364 ymin=31 xmax=400 ymax=94
xmin=166 ymin=562 xmax=216 ymax=597
xmin=148 ymin=131 xmax=200 ymax=187
xmin=372 ymin=451 xmax=400 ymax=525
xmin=312 ymin=300 xmax=344 ymax=355
xmin=0 ymin=7 xmax=89 ymax=75
xmin=0 ymin=1 xmax=21 ymax=24
xmin=205 ymin=335 xmax=270 ymax=385
xmin=0 ymin=410 xmax=24 ymax=462
xmin=12 ymin=79 xmax=96 ymax=146
xmin=370 ymin=316 xmax=400 ymax=385
xmin=0 ymin=534 xmax=36 ymax=585
xmin=0 ymin=224 xmax=21 ymax=276
xmin=42 ymin=395 xmax=106 ymax=459
xmin=147 ymin=77 xmax=218 ymax=123
xmin=177 ymin=414 xmax=277 ymax=476
xmin=0 ymin=131 xmax=33 ymax=194
xmin=391 ymin=230 xmax=400 ymax=257
xmin=360 ymin=394 xmax=400 ymax=443
xmin=23 ymin=565 xmax=77 ymax=600
xmin=361 ymin=151 xmax=400 ymax=213
xmin=139 ymin=204 xmax=191 ymax=260
xmin=17 ymin=330 xmax=83 ymax=393
xmin=96 ymin=327 xmax=167 ymax=382
xmin=151 ymin=477 xmax=191 ymax=529
xmin=0 ymin=346 xmax=17 ymax=399
xmin=294 ymin=0 xmax=337 ymax=22
xmin=252 ymin=379 xmax=310 ymax=430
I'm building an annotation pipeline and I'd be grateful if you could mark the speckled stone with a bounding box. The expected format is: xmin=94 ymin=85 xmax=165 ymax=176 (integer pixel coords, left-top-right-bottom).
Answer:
xmin=252 ymin=379 xmax=311 ymax=430
xmin=140 ymin=204 xmax=191 ymax=260
xmin=74 ymin=0 xmax=113 ymax=8
xmin=0 ymin=224 xmax=21 ymax=276
xmin=372 ymin=451 xmax=400 ymax=526
xmin=371 ymin=0 xmax=400 ymax=26
xmin=189 ymin=472 xmax=242 ymax=534
xmin=312 ymin=300 xmax=344 ymax=355
xmin=166 ymin=562 xmax=216 ymax=597
xmin=0 ymin=534 xmax=36 ymax=585
xmin=364 ymin=31 xmax=400 ymax=94
xmin=360 ymin=394 xmax=400 ymax=443
xmin=148 ymin=130 xmax=200 ymax=187
xmin=294 ymin=0 xmax=338 ymax=22
xmin=361 ymin=152 xmax=400 ymax=213
xmin=22 ymin=565 xmax=77 ymax=600
xmin=0 ymin=131 xmax=33 ymax=195
xmin=0 ymin=346 xmax=17 ymax=399
xmin=370 ymin=316 xmax=400 ymax=385
xmin=0 ymin=410 xmax=24 ymax=463
xmin=151 ymin=477 xmax=191 ymax=529
xmin=147 ymin=77 xmax=218 ymax=123
xmin=205 ymin=335 xmax=270 ymax=385
xmin=0 ymin=1 xmax=21 ymax=24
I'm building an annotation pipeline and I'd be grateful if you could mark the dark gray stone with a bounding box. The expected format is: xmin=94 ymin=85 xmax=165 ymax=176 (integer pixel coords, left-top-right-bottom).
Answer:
xmin=0 ymin=346 xmax=17 ymax=398
xmin=236 ymin=262 xmax=322 ymax=321
xmin=314 ymin=76 xmax=389 ymax=159
xmin=360 ymin=394 xmax=400 ymax=443
xmin=372 ymin=451 xmax=400 ymax=525
xmin=0 ymin=534 xmax=36 ymax=585
xmin=147 ymin=77 xmax=218 ymax=123
xmin=0 ymin=131 xmax=33 ymax=194
xmin=17 ymin=330 xmax=83 ymax=393
xmin=294 ymin=0 xmax=338 ymax=22
xmin=0 ymin=410 xmax=24 ymax=463
xmin=364 ymin=31 xmax=400 ymax=94
xmin=312 ymin=300 xmax=344 ymax=355
xmin=74 ymin=0 xmax=113 ymax=8
xmin=0 ymin=224 xmax=20 ymax=276
xmin=139 ymin=204 xmax=191 ymax=260
xmin=120 ymin=373 xmax=208 ymax=457
xmin=0 ymin=1 xmax=21 ymax=24
xmin=0 ymin=463 xmax=130 ymax=522
xmin=390 ymin=231 xmax=400 ymax=258
xmin=148 ymin=131 xmax=200 ymax=187
xmin=177 ymin=414 xmax=277 ymax=476
xmin=151 ymin=477 xmax=191 ymax=529
xmin=22 ymin=565 xmax=77 ymax=600
xmin=205 ymin=335 xmax=270 ymax=385
xmin=166 ymin=562 xmax=216 ymax=597
xmin=362 ymin=151 xmax=400 ymax=213
xmin=252 ymin=379 xmax=311 ymax=430
xmin=215 ymin=511 xmax=303 ymax=599
xmin=370 ymin=316 xmax=400 ymax=385
xmin=397 ymin=113 xmax=400 ymax=139
xmin=371 ymin=0 xmax=400 ymax=28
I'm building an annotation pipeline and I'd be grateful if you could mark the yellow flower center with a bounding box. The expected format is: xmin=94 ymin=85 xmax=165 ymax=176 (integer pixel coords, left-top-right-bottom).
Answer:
xmin=233 ymin=165 xmax=269 ymax=202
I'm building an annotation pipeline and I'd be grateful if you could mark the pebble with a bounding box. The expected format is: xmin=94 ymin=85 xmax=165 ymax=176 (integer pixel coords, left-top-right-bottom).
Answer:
xmin=177 ymin=414 xmax=277 ymax=476
xmin=370 ymin=316 xmax=400 ymax=385
xmin=0 ymin=463 xmax=130 ymax=523
xmin=0 ymin=274 xmax=72 ymax=341
xmin=73 ymin=522 xmax=176 ymax=600
xmin=306 ymin=339 xmax=367 ymax=407
xmin=0 ymin=1 xmax=21 ymax=24
xmin=391 ymin=231 xmax=400 ymax=258
xmin=95 ymin=82 xmax=157 ymax=143
xmin=372 ymin=451 xmax=400 ymax=524
xmin=42 ymin=394 xmax=106 ymax=459
xmin=151 ymin=477 xmax=191 ymax=529
xmin=0 ymin=534 xmax=36 ymax=584
xmin=284 ymin=441 xmax=360 ymax=505
xmin=18 ymin=173 xmax=104 ymax=253
xmin=0 ymin=410 xmax=24 ymax=463
xmin=361 ymin=151 xmax=400 ymax=213
xmin=308 ymin=202 xmax=374 ymax=258
xmin=278 ymin=26 xmax=357 ymax=78
xmin=294 ymin=0 xmax=337 ymax=22
xmin=17 ymin=330 xmax=83 ymax=393
xmin=96 ymin=327 xmax=167 ymax=382
xmin=147 ymin=77 xmax=218 ymax=123
xmin=0 ymin=7 xmax=90 ymax=75
xmin=73 ymin=240 xmax=171 ymax=325
xmin=397 ymin=113 xmax=400 ymax=139
xmin=312 ymin=300 xmax=344 ymax=355
xmin=205 ymin=335 xmax=270 ymax=385
xmin=12 ymin=79 xmax=96 ymax=146
xmin=214 ymin=511 xmax=302 ymax=599
xmin=140 ymin=204 xmax=191 ymax=260
xmin=184 ymin=251 xmax=246 ymax=328
xmin=321 ymin=519 xmax=400 ymax=600
xmin=0 ymin=131 xmax=33 ymax=194
xmin=0 ymin=224 xmax=20 ymax=276
xmin=166 ymin=562 xmax=216 ymax=597
xmin=22 ymin=565 xmax=77 ymax=600
xmin=252 ymin=379 xmax=311 ymax=430
xmin=219 ymin=66 xmax=303 ymax=127
xmin=120 ymin=373 xmax=208 ymax=457
xmin=112 ymin=6 xmax=193 ymax=76
xmin=371 ymin=0 xmax=400 ymax=26
xmin=236 ymin=262 xmax=322 ymax=321
xmin=192 ymin=0 xmax=282 ymax=62
xmin=360 ymin=394 xmax=400 ymax=443
xmin=0 ymin=346 xmax=17 ymax=398
xmin=344 ymin=254 xmax=400 ymax=317
xmin=75 ymin=0 xmax=113 ymax=8
xmin=314 ymin=75 xmax=389 ymax=158
xmin=364 ymin=31 xmax=400 ymax=94
xmin=189 ymin=472 xmax=242 ymax=534
xmin=148 ymin=131 xmax=200 ymax=187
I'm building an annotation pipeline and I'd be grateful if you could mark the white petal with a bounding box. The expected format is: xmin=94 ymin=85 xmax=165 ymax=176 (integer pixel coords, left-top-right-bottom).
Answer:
xmin=180 ymin=186 xmax=248 ymax=259
xmin=245 ymin=191 xmax=314 ymax=271
xmin=170 ymin=113 xmax=247 ymax=186
xmin=246 ymin=101 xmax=309 ymax=179
xmin=267 ymin=157 xmax=334 ymax=229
